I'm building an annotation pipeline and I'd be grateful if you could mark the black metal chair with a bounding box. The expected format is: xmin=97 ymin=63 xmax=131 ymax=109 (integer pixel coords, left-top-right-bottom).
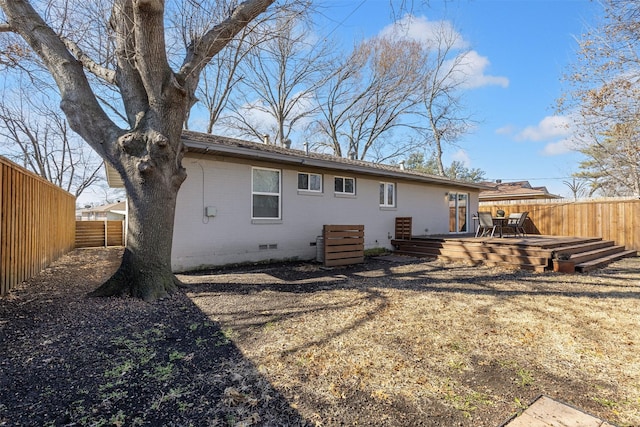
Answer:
xmin=502 ymin=212 xmax=529 ymax=237
xmin=475 ymin=212 xmax=497 ymax=237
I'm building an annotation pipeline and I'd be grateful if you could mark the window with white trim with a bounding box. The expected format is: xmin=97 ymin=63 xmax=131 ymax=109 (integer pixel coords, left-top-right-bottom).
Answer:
xmin=252 ymin=167 xmax=281 ymax=219
xmin=297 ymin=172 xmax=322 ymax=192
xmin=334 ymin=176 xmax=355 ymax=195
xmin=379 ymin=182 xmax=396 ymax=207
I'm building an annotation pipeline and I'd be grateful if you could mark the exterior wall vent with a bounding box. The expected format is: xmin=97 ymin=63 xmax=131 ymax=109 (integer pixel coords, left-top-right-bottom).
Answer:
xmin=259 ymin=244 xmax=278 ymax=250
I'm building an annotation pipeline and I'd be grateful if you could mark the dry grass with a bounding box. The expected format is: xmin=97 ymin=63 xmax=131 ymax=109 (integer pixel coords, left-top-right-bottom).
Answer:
xmin=183 ymin=257 xmax=640 ymax=426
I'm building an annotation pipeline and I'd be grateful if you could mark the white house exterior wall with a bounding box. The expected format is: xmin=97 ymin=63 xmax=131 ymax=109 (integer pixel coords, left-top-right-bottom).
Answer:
xmin=171 ymin=155 xmax=480 ymax=272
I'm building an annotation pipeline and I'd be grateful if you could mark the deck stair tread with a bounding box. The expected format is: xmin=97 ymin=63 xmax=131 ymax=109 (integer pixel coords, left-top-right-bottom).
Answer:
xmin=392 ymin=244 xmax=549 ymax=259
xmin=527 ymin=237 xmax=602 ymax=249
xmin=392 ymin=235 xmax=636 ymax=273
xmin=575 ymin=250 xmax=637 ymax=272
xmin=394 ymin=249 xmax=548 ymax=266
xmin=395 ymin=251 xmax=547 ymax=272
xmin=553 ymin=240 xmax=614 ymax=256
xmin=403 ymin=240 xmax=553 ymax=257
xmin=567 ymin=245 xmax=626 ymax=265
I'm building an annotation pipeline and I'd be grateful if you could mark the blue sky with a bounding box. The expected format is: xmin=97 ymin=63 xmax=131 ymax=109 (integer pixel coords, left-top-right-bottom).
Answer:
xmin=312 ymin=0 xmax=602 ymax=197
xmin=74 ymin=0 xmax=602 ymax=205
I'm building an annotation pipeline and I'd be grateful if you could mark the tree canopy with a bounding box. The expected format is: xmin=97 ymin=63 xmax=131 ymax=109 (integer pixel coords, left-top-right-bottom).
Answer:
xmin=405 ymin=151 xmax=486 ymax=182
xmin=560 ymin=0 xmax=640 ymax=197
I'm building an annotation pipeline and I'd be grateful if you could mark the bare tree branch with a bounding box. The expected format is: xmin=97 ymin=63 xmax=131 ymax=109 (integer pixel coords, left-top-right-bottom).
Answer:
xmin=0 ymin=92 xmax=104 ymax=197
xmin=0 ymin=0 xmax=119 ymax=156
xmin=560 ymin=0 xmax=640 ymax=196
xmin=177 ymin=0 xmax=275 ymax=103
xmin=313 ymin=36 xmax=425 ymax=161
xmin=131 ymin=0 xmax=174 ymax=106
xmin=61 ymin=36 xmax=116 ymax=84
xmin=110 ymin=0 xmax=149 ymax=126
xmin=222 ymin=6 xmax=331 ymax=146
xmin=418 ymin=21 xmax=476 ymax=176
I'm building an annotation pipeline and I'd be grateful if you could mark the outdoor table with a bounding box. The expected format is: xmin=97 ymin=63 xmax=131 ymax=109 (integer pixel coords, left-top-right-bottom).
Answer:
xmin=492 ymin=217 xmax=508 ymax=237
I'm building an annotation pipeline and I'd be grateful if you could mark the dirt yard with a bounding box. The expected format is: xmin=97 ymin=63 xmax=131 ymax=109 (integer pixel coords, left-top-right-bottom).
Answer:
xmin=1 ymin=247 xmax=638 ymax=426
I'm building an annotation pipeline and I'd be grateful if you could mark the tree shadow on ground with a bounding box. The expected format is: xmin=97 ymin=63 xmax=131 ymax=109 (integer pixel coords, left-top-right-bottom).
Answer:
xmin=182 ymin=256 xmax=640 ymax=361
xmin=181 ymin=255 xmax=640 ymax=426
xmin=183 ymin=256 xmax=640 ymax=300
xmin=4 ymin=249 xmax=636 ymax=426
xmin=0 ymin=248 xmax=310 ymax=426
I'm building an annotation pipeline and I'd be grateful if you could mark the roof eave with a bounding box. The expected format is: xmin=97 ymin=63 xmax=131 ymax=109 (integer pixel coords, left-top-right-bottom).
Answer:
xmin=104 ymin=132 xmax=490 ymax=192
xmin=183 ymin=139 xmax=489 ymax=191
xmin=480 ymin=193 xmax=562 ymax=201
xmin=105 ymin=163 xmax=124 ymax=188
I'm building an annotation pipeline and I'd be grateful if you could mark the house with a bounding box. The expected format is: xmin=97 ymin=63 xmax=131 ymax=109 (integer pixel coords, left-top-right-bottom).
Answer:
xmin=479 ymin=180 xmax=561 ymax=202
xmin=108 ymin=131 xmax=489 ymax=272
xmin=76 ymin=201 xmax=127 ymax=221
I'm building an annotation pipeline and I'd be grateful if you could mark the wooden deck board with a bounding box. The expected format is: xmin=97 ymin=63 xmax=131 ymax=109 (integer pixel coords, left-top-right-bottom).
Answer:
xmin=392 ymin=235 xmax=636 ymax=272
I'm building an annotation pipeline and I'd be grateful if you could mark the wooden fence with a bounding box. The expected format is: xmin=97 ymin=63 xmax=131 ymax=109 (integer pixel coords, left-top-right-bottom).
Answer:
xmin=323 ymin=224 xmax=364 ymax=267
xmin=480 ymin=198 xmax=640 ymax=252
xmin=75 ymin=220 xmax=125 ymax=248
xmin=1 ymin=156 xmax=76 ymax=297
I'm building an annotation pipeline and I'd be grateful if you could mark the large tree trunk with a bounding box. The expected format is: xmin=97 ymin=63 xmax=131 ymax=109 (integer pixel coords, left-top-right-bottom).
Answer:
xmin=88 ymin=104 xmax=187 ymax=301
xmin=89 ymin=179 xmax=182 ymax=301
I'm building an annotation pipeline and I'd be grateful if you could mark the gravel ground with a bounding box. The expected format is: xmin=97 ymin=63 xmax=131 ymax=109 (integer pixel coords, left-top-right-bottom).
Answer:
xmin=1 ymin=247 xmax=638 ymax=426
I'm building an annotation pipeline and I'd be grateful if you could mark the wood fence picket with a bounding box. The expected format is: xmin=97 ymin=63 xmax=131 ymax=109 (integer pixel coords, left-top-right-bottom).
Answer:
xmin=1 ymin=156 xmax=76 ymax=297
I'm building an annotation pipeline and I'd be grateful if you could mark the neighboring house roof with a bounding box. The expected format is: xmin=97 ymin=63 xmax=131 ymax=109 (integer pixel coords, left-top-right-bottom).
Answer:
xmin=79 ymin=201 xmax=126 ymax=215
xmin=479 ymin=181 xmax=562 ymax=201
xmin=106 ymin=131 xmax=490 ymax=192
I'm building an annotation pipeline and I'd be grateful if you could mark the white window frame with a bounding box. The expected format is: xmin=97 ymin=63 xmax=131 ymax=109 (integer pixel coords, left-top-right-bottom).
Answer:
xmin=334 ymin=176 xmax=356 ymax=195
xmin=379 ymin=182 xmax=396 ymax=207
xmin=297 ymin=172 xmax=323 ymax=192
xmin=251 ymin=167 xmax=281 ymax=220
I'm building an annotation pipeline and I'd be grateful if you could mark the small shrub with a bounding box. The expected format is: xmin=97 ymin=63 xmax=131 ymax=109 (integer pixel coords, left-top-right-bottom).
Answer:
xmin=364 ymin=247 xmax=390 ymax=257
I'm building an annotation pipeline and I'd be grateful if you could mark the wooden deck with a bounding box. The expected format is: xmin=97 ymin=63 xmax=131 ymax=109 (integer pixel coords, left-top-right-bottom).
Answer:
xmin=391 ymin=234 xmax=637 ymax=273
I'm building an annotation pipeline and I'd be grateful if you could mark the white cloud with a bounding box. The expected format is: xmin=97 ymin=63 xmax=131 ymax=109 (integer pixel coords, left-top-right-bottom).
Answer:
xmin=541 ymin=138 xmax=578 ymax=156
xmin=380 ymin=14 xmax=469 ymax=50
xmin=451 ymin=149 xmax=471 ymax=166
xmin=237 ymin=100 xmax=275 ymax=129
xmin=451 ymin=51 xmax=510 ymax=89
xmin=512 ymin=115 xmax=581 ymax=156
xmin=379 ymin=15 xmax=509 ymax=90
xmin=495 ymin=125 xmax=516 ymax=135
xmin=516 ymin=115 xmax=572 ymax=142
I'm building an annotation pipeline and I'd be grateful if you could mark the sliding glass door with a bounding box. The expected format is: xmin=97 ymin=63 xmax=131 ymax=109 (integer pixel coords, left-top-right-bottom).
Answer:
xmin=448 ymin=193 xmax=468 ymax=233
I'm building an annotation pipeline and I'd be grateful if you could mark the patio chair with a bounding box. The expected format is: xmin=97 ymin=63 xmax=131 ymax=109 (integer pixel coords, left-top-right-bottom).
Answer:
xmin=502 ymin=211 xmax=529 ymax=237
xmin=475 ymin=211 xmax=497 ymax=237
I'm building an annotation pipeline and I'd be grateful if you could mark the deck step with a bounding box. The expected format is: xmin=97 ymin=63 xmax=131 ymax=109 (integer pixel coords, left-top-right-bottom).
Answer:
xmin=575 ymin=250 xmax=637 ymax=273
xmin=552 ymin=240 xmax=613 ymax=256
xmin=412 ymin=241 xmax=552 ymax=257
xmin=395 ymin=251 xmax=547 ymax=272
xmin=568 ymin=245 xmax=627 ymax=264
xmin=392 ymin=235 xmax=635 ymax=273
xmin=392 ymin=239 xmax=550 ymax=269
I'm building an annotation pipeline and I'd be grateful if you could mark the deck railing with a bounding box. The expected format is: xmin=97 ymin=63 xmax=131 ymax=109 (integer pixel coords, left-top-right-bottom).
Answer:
xmin=1 ymin=156 xmax=76 ymax=296
xmin=480 ymin=198 xmax=640 ymax=252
